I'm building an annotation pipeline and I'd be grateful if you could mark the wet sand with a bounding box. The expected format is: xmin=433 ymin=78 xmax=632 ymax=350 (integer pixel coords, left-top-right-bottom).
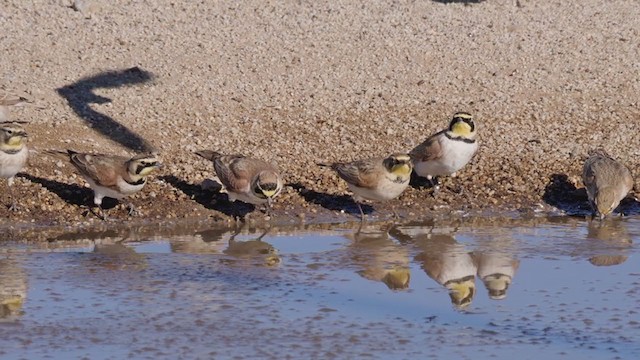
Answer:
xmin=1 ymin=0 xmax=639 ymax=227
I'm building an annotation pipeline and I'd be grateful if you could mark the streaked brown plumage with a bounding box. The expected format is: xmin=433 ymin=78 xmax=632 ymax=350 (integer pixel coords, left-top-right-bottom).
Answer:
xmin=195 ymin=150 xmax=283 ymax=211
xmin=319 ymin=153 xmax=413 ymax=220
xmin=46 ymin=149 xmax=161 ymax=219
xmin=582 ymin=149 xmax=633 ymax=219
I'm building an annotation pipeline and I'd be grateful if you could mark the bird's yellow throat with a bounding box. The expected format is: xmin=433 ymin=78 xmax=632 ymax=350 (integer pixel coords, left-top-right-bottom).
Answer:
xmin=451 ymin=122 xmax=473 ymax=137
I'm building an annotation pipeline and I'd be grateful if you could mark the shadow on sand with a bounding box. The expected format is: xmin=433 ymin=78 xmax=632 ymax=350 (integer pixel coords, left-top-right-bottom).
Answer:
xmin=160 ymin=175 xmax=256 ymax=219
xmin=18 ymin=173 xmax=118 ymax=210
xmin=288 ymin=182 xmax=373 ymax=218
xmin=542 ymin=173 xmax=640 ymax=217
xmin=56 ymin=67 xmax=156 ymax=153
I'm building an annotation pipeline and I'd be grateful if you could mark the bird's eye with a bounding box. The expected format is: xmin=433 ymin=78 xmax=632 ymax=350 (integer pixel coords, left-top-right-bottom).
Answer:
xmin=6 ymin=130 xmax=13 ymax=135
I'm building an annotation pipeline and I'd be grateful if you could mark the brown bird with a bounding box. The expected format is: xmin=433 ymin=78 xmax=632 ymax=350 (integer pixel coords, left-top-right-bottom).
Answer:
xmin=195 ymin=150 xmax=283 ymax=214
xmin=582 ymin=149 xmax=633 ymax=219
xmin=319 ymin=153 xmax=413 ymax=220
xmin=47 ymin=150 xmax=161 ymax=220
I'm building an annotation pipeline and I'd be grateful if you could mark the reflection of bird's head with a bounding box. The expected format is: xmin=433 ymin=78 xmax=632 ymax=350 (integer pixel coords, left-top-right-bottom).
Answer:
xmin=445 ymin=276 xmax=476 ymax=308
xmin=381 ymin=268 xmax=411 ymax=290
xmin=594 ymin=188 xmax=620 ymax=219
xmin=224 ymin=239 xmax=280 ymax=267
xmin=482 ymin=273 xmax=512 ymax=300
xmin=0 ymin=295 xmax=24 ymax=318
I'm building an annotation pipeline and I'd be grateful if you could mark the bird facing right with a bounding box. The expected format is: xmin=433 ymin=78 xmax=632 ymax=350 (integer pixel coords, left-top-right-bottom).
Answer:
xmin=409 ymin=112 xmax=478 ymax=193
xmin=319 ymin=153 xmax=413 ymax=220
xmin=582 ymin=149 xmax=634 ymax=219
xmin=46 ymin=150 xmax=161 ymax=220
xmin=195 ymin=150 xmax=283 ymax=214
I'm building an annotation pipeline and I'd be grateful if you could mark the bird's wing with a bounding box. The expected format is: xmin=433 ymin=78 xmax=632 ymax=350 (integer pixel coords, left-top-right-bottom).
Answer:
xmin=214 ymin=154 xmax=251 ymax=193
xmin=410 ymin=131 xmax=445 ymax=162
xmin=332 ymin=159 xmax=379 ymax=189
xmin=69 ymin=152 xmax=127 ymax=188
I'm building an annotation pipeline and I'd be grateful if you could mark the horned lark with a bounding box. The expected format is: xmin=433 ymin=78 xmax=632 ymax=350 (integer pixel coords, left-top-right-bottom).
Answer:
xmin=473 ymin=251 xmax=519 ymax=300
xmin=0 ymin=89 xmax=31 ymax=122
xmin=410 ymin=112 xmax=478 ymax=193
xmin=0 ymin=122 xmax=29 ymax=211
xmin=46 ymin=150 xmax=161 ymax=220
xmin=415 ymin=233 xmax=477 ymax=309
xmin=223 ymin=229 xmax=280 ymax=266
xmin=582 ymin=149 xmax=633 ymax=219
xmin=347 ymin=223 xmax=411 ymax=290
xmin=195 ymin=150 xmax=283 ymax=214
xmin=319 ymin=153 xmax=413 ymax=220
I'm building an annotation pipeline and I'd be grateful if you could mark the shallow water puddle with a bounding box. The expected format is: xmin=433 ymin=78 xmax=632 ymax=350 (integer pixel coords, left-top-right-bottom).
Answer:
xmin=1 ymin=217 xmax=639 ymax=359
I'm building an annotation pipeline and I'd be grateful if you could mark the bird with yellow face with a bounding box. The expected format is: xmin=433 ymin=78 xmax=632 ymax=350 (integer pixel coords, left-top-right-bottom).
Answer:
xmin=320 ymin=153 xmax=413 ymax=220
xmin=46 ymin=149 xmax=162 ymax=220
xmin=410 ymin=112 xmax=478 ymax=193
xmin=0 ymin=122 xmax=29 ymax=211
xmin=195 ymin=150 xmax=283 ymax=215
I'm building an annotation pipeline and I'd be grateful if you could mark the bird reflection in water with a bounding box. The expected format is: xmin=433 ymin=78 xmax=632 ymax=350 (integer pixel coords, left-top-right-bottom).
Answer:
xmin=223 ymin=229 xmax=279 ymax=267
xmin=585 ymin=218 xmax=631 ymax=267
xmin=412 ymin=231 xmax=476 ymax=309
xmin=90 ymin=242 xmax=147 ymax=271
xmin=345 ymin=222 xmax=411 ymax=291
xmin=473 ymin=251 xmax=519 ymax=300
xmin=0 ymin=256 xmax=27 ymax=319
xmin=169 ymin=228 xmax=230 ymax=254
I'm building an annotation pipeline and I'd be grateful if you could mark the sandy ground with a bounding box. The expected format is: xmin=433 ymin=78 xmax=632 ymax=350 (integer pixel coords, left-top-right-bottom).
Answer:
xmin=1 ymin=0 xmax=639 ymax=227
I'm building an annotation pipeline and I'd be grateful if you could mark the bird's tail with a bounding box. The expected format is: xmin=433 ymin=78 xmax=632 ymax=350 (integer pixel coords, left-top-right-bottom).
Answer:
xmin=43 ymin=149 xmax=76 ymax=160
xmin=194 ymin=150 xmax=222 ymax=161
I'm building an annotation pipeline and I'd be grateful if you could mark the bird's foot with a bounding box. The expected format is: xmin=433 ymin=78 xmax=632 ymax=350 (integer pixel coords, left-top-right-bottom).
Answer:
xmin=431 ymin=184 xmax=441 ymax=198
xmin=7 ymin=202 xmax=19 ymax=212
xmin=126 ymin=203 xmax=139 ymax=217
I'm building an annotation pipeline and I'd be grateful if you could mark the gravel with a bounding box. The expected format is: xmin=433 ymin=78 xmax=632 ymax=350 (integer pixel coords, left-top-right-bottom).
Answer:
xmin=1 ymin=0 xmax=639 ymax=227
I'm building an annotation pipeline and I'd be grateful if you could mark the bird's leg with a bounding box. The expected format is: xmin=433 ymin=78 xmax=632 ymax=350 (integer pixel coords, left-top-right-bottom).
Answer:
xmin=355 ymin=219 xmax=364 ymax=235
xmin=265 ymin=198 xmax=273 ymax=217
xmin=92 ymin=195 xmax=109 ymax=221
xmin=256 ymin=228 xmax=270 ymax=241
xmin=126 ymin=202 xmax=139 ymax=217
xmin=429 ymin=176 xmax=441 ymax=197
xmin=357 ymin=202 xmax=366 ymax=222
xmin=99 ymin=206 xmax=109 ymax=221
xmin=391 ymin=203 xmax=400 ymax=220
xmin=7 ymin=179 xmax=18 ymax=212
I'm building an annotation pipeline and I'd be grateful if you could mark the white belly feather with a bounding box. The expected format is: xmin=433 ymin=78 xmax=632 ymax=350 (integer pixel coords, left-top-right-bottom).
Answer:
xmin=349 ymin=175 xmax=409 ymax=202
xmin=414 ymin=138 xmax=477 ymax=178
xmin=84 ymin=176 xmax=145 ymax=205
xmin=0 ymin=146 xmax=28 ymax=180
